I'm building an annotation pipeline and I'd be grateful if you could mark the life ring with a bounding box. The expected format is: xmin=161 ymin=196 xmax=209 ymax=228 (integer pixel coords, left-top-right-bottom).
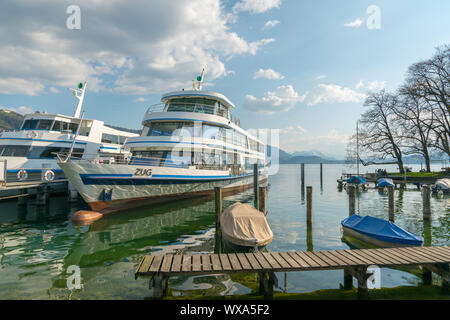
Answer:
xmin=27 ymin=131 xmax=38 ymax=139
xmin=17 ymin=169 xmax=28 ymax=181
xmin=43 ymin=170 xmax=55 ymax=182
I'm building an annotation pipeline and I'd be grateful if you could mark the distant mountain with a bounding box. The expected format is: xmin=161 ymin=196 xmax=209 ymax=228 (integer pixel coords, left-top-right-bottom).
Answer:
xmin=267 ymin=145 xmax=345 ymax=164
xmin=0 ymin=109 xmax=24 ymax=131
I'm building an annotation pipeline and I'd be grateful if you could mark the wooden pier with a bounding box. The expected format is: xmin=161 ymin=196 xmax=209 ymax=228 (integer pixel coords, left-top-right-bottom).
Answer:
xmin=135 ymin=246 xmax=450 ymax=299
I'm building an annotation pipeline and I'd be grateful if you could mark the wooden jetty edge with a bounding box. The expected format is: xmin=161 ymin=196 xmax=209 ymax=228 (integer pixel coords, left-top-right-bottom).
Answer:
xmin=135 ymin=246 xmax=450 ymax=299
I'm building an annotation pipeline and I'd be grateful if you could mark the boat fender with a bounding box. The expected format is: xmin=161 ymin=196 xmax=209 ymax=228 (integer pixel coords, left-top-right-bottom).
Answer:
xmin=43 ymin=170 xmax=55 ymax=182
xmin=17 ymin=169 xmax=28 ymax=181
xmin=71 ymin=210 xmax=103 ymax=224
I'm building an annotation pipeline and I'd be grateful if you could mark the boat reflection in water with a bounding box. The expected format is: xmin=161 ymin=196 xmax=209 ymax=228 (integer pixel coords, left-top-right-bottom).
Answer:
xmin=48 ymin=190 xmax=256 ymax=298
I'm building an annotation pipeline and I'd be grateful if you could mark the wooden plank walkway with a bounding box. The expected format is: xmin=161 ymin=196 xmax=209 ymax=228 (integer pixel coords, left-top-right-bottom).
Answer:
xmin=135 ymin=246 xmax=450 ymax=298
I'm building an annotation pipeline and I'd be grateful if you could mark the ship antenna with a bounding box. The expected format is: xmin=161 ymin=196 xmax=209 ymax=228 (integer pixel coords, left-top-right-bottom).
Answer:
xmin=193 ymin=68 xmax=206 ymax=91
xmin=69 ymin=81 xmax=87 ymax=118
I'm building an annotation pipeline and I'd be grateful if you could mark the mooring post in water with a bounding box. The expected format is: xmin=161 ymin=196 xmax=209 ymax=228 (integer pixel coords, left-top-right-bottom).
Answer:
xmin=343 ymin=269 xmax=353 ymax=290
xmin=44 ymin=184 xmax=51 ymax=203
xmin=320 ymin=163 xmax=323 ymax=188
xmin=348 ymin=185 xmax=356 ymax=216
xmin=214 ymin=187 xmax=222 ymax=228
xmin=422 ymin=185 xmax=431 ymax=221
xmin=388 ymin=186 xmax=394 ymax=222
xmin=253 ymin=163 xmax=258 ymax=205
xmin=306 ymin=186 xmax=312 ymax=225
xmin=258 ymin=186 xmax=267 ymax=215
xmin=36 ymin=186 xmax=46 ymax=206
xmin=17 ymin=188 xmax=28 ymax=206
xmin=214 ymin=186 xmax=223 ymax=254
xmin=68 ymin=181 xmax=78 ymax=203
xmin=301 ymin=163 xmax=305 ymax=189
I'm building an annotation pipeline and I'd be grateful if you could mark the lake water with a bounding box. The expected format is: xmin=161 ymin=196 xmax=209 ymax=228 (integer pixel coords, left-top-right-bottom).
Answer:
xmin=0 ymin=164 xmax=448 ymax=299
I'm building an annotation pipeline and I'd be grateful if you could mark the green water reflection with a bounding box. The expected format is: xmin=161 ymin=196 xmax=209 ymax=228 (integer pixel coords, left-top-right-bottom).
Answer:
xmin=0 ymin=164 xmax=448 ymax=299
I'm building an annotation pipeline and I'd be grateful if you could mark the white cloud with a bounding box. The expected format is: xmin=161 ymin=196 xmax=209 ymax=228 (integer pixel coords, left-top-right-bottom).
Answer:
xmin=299 ymin=84 xmax=366 ymax=106
xmin=262 ymin=20 xmax=280 ymax=30
xmin=355 ymin=79 xmax=386 ymax=91
xmin=233 ymin=0 xmax=282 ymax=14
xmin=316 ymin=75 xmax=327 ymax=80
xmin=344 ymin=18 xmax=363 ymax=28
xmin=355 ymin=80 xmax=364 ymax=89
xmin=279 ymin=125 xmax=349 ymax=155
xmin=49 ymin=86 xmax=60 ymax=94
xmin=6 ymin=106 xmax=34 ymax=115
xmin=134 ymin=97 xmax=147 ymax=102
xmin=0 ymin=0 xmax=274 ymax=96
xmin=244 ymin=85 xmax=301 ymax=114
xmin=366 ymin=80 xmax=386 ymax=91
xmin=253 ymin=68 xmax=284 ymax=80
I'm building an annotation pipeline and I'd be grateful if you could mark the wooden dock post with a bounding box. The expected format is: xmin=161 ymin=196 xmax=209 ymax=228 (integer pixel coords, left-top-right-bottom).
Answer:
xmin=152 ymin=274 xmax=169 ymax=299
xmin=388 ymin=186 xmax=394 ymax=222
xmin=348 ymin=185 xmax=356 ymax=216
xmin=17 ymin=188 xmax=28 ymax=206
xmin=214 ymin=187 xmax=223 ymax=254
xmin=301 ymin=163 xmax=305 ymax=189
xmin=68 ymin=181 xmax=78 ymax=203
xmin=343 ymin=269 xmax=353 ymax=290
xmin=422 ymin=185 xmax=431 ymax=221
xmin=258 ymin=186 xmax=267 ymax=215
xmin=306 ymin=186 xmax=312 ymax=225
xmin=36 ymin=186 xmax=46 ymax=206
xmin=320 ymin=163 xmax=323 ymax=188
xmin=253 ymin=163 xmax=258 ymax=206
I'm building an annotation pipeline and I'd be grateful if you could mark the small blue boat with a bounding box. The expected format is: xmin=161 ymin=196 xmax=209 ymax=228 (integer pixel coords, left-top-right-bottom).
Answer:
xmin=346 ymin=176 xmax=367 ymax=185
xmin=377 ymin=178 xmax=394 ymax=188
xmin=341 ymin=215 xmax=423 ymax=247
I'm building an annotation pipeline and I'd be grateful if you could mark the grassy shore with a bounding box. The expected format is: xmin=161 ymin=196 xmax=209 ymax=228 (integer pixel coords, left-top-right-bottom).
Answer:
xmin=165 ymin=285 xmax=449 ymax=300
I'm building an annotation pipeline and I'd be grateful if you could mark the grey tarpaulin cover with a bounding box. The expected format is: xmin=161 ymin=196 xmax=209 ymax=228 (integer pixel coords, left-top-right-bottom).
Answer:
xmin=435 ymin=178 xmax=450 ymax=190
xmin=220 ymin=202 xmax=273 ymax=247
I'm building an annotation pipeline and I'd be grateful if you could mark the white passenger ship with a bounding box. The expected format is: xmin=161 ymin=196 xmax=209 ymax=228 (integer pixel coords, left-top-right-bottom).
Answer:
xmin=0 ymin=82 xmax=138 ymax=183
xmin=58 ymin=74 xmax=268 ymax=213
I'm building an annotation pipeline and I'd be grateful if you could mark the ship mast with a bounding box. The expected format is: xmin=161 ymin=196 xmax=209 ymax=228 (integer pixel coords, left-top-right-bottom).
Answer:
xmin=69 ymin=81 xmax=87 ymax=118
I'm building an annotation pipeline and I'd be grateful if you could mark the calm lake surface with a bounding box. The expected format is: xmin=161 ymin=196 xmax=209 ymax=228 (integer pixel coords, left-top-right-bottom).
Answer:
xmin=0 ymin=164 xmax=448 ymax=299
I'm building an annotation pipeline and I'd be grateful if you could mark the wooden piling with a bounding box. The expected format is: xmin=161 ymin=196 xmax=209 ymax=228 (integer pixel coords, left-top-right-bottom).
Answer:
xmin=17 ymin=188 xmax=28 ymax=206
xmin=214 ymin=187 xmax=223 ymax=254
xmin=36 ymin=186 xmax=46 ymax=206
xmin=320 ymin=163 xmax=323 ymax=187
xmin=348 ymin=185 xmax=356 ymax=216
xmin=306 ymin=186 xmax=312 ymax=225
xmin=343 ymin=269 xmax=353 ymax=290
xmin=258 ymin=186 xmax=267 ymax=215
xmin=68 ymin=181 xmax=78 ymax=203
xmin=422 ymin=185 xmax=431 ymax=221
xmin=253 ymin=163 xmax=258 ymax=205
xmin=214 ymin=187 xmax=222 ymax=228
xmin=388 ymin=186 xmax=394 ymax=222
xmin=301 ymin=163 xmax=305 ymax=189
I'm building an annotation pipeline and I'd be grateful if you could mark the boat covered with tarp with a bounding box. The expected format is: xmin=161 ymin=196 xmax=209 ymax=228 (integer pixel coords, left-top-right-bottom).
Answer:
xmin=377 ymin=178 xmax=394 ymax=188
xmin=432 ymin=178 xmax=450 ymax=194
xmin=346 ymin=176 xmax=367 ymax=185
xmin=341 ymin=214 xmax=423 ymax=247
xmin=220 ymin=202 xmax=273 ymax=252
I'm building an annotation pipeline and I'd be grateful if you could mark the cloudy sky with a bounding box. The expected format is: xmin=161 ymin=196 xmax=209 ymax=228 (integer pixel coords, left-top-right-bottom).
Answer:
xmin=0 ymin=0 xmax=449 ymax=157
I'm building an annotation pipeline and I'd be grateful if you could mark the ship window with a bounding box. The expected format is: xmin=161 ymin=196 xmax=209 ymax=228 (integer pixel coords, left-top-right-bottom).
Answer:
xmin=37 ymin=119 xmax=53 ymax=130
xmin=68 ymin=123 xmax=79 ymax=133
xmin=147 ymin=122 xmax=181 ymax=136
xmin=52 ymin=121 xmax=62 ymax=131
xmin=167 ymin=104 xmax=195 ymax=112
xmin=0 ymin=145 xmax=30 ymax=157
xmin=102 ymin=133 xmax=119 ymax=144
xmin=118 ymin=136 xmax=127 ymax=144
xmin=21 ymin=119 xmax=39 ymax=130
xmin=203 ymin=125 xmax=220 ymax=140
xmin=28 ymin=146 xmax=84 ymax=159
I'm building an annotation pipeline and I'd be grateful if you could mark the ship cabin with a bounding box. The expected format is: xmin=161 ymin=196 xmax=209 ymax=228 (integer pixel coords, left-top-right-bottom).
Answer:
xmin=125 ymin=90 xmax=266 ymax=174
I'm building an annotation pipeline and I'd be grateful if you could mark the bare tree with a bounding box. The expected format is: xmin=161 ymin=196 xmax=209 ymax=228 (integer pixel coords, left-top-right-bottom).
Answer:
xmin=393 ymin=89 xmax=435 ymax=171
xmin=358 ymin=90 xmax=405 ymax=173
xmin=403 ymin=45 xmax=450 ymax=157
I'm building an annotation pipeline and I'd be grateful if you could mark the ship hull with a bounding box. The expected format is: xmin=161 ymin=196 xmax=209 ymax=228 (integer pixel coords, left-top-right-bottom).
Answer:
xmin=58 ymin=161 xmax=267 ymax=214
